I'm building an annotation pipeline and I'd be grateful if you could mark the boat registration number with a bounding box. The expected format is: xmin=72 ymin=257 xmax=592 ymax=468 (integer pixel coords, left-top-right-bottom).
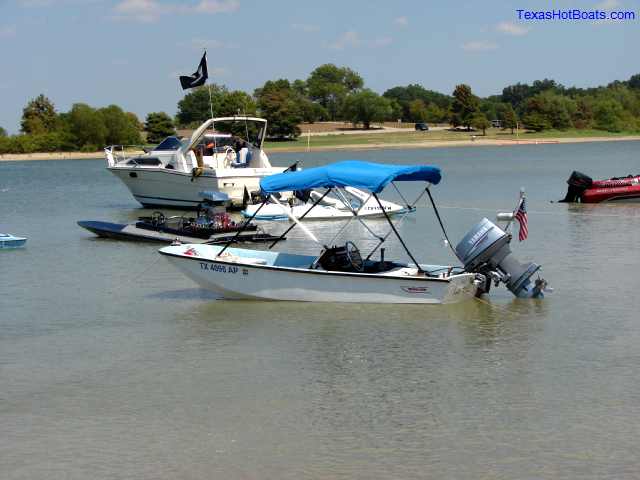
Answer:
xmin=200 ymin=262 xmax=239 ymax=274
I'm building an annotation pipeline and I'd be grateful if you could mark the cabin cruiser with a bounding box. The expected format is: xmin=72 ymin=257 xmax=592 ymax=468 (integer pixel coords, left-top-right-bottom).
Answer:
xmin=105 ymin=116 xmax=288 ymax=208
xmin=160 ymin=161 xmax=548 ymax=304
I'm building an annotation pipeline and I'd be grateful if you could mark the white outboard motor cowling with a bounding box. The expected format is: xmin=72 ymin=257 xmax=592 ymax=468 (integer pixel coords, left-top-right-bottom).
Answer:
xmin=455 ymin=218 xmax=545 ymax=298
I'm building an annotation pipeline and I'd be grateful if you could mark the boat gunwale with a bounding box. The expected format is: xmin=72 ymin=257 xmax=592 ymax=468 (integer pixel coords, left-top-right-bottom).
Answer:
xmin=159 ymin=249 xmax=465 ymax=283
xmin=106 ymin=165 xmax=282 ymax=178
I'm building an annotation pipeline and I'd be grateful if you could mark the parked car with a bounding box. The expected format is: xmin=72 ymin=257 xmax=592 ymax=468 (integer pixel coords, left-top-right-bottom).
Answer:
xmin=415 ymin=122 xmax=429 ymax=131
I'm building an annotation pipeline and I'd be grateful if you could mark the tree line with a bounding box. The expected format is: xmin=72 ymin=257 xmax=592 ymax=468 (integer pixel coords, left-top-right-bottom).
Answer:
xmin=2 ymin=65 xmax=640 ymax=154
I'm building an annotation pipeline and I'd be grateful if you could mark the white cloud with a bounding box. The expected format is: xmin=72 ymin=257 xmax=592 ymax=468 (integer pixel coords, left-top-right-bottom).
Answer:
xmin=328 ymin=30 xmax=359 ymax=50
xmin=181 ymin=38 xmax=238 ymax=49
xmin=0 ymin=25 xmax=17 ymax=38
xmin=394 ymin=16 xmax=408 ymax=27
xmin=114 ymin=0 xmax=162 ymax=22
xmin=371 ymin=36 xmax=393 ymax=47
xmin=596 ymin=0 xmax=620 ymax=10
xmin=496 ymin=21 xmax=529 ymax=36
xmin=194 ymin=0 xmax=239 ymax=14
xmin=291 ymin=23 xmax=320 ymax=32
xmin=461 ymin=40 xmax=498 ymax=52
xmin=112 ymin=0 xmax=239 ymax=23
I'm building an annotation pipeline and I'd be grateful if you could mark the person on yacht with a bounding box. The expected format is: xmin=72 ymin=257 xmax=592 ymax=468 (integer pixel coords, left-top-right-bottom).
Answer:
xmin=232 ymin=137 xmax=251 ymax=167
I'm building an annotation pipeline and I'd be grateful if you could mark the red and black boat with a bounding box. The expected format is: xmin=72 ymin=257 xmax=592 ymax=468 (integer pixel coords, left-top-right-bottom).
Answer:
xmin=561 ymin=171 xmax=640 ymax=203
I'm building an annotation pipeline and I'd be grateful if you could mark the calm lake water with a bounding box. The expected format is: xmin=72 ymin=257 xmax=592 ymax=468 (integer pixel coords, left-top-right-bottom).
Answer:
xmin=2 ymin=141 xmax=640 ymax=479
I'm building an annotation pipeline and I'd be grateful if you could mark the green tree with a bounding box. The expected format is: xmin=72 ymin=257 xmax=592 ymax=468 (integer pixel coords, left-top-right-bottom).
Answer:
xmin=306 ymin=64 xmax=364 ymax=120
xmin=176 ymin=85 xmax=257 ymax=126
xmin=572 ymin=97 xmax=594 ymax=129
xmin=424 ymin=104 xmax=446 ymax=123
xmin=341 ymin=89 xmax=392 ymax=129
xmin=292 ymin=79 xmax=308 ymax=96
xmin=501 ymin=104 xmax=518 ymax=134
xmin=470 ymin=112 xmax=490 ymax=135
xmin=522 ymin=112 xmax=551 ymax=132
xmin=145 ymin=112 xmax=176 ymax=144
xmin=21 ymin=94 xmax=58 ymax=134
xmin=628 ymin=73 xmax=640 ymax=90
xmin=408 ymin=99 xmax=428 ymax=123
xmin=502 ymin=79 xmax=564 ymax=113
xmin=99 ymin=105 xmax=142 ymax=145
xmin=593 ymin=99 xmax=626 ymax=132
xmin=521 ymin=92 xmax=574 ymax=131
xmin=383 ymin=84 xmax=452 ymax=121
xmin=450 ymin=84 xmax=479 ymax=129
xmin=387 ymin=99 xmax=403 ymax=122
xmin=0 ymin=126 xmax=6 ymax=137
xmin=300 ymin=102 xmax=328 ymax=123
xmin=67 ymin=103 xmax=107 ymax=150
xmin=255 ymin=79 xmax=303 ymax=138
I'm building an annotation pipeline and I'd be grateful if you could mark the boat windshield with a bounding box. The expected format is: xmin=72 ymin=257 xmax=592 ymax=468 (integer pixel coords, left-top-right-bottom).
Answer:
xmin=153 ymin=136 xmax=185 ymax=151
xmin=197 ymin=133 xmax=234 ymax=154
xmin=213 ymin=119 xmax=265 ymax=148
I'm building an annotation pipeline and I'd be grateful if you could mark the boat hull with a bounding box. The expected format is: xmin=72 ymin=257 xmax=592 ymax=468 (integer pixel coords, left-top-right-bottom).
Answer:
xmin=581 ymin=185 xmax=640 ymax=203
xmin=242 ymin=204 xmax=412 ymax=220
xmin=0 ymin=234 xmax=27 ymax=249
xmin=107 ymin=166 xmax=284 ymax=208
xmin=78 ymin=221 xmax=281 ymax=245
xmin=159 ymin=245 xmax=478 ymax=304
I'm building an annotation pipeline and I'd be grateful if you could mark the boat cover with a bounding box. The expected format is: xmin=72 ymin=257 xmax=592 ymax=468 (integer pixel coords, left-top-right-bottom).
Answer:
xmin=198 ymin=191 xmax=230 ymax=202
xmin=260 ymin=161 xmax=441 ymax=194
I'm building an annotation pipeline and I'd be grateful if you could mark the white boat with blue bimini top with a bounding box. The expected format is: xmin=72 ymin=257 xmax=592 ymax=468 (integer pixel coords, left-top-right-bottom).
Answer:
xmin=0 ymin=233 xmax=27 ymax=249
xmin=160 ymin=161 xmax=549 ymax=304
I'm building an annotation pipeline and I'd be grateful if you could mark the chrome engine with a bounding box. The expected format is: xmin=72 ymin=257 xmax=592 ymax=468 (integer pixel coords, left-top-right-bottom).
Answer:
xmin=455 ymin=218 xmax=547 ymax=298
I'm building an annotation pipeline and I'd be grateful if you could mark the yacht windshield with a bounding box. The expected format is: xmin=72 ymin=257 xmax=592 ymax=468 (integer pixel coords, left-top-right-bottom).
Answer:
xmin=153 ymin=136 xmax=184 ymax=151
xmin=213 ymin=120 xmax=265 ymax=148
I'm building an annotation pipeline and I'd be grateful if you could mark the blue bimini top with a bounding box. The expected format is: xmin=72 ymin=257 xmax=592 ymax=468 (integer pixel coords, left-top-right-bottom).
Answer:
xmin=260 ymin=160 xmax=442 ymax=194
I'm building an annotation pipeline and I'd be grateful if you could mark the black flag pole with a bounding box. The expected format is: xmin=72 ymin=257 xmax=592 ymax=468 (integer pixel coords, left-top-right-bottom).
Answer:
xmin=202 ymin=49 xmax=213 ymax=121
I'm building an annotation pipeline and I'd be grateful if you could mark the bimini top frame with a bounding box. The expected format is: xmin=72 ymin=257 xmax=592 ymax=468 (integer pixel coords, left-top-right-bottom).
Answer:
xmin=182 ymin=116 xmax=268 ymax=153
xmin=216 ymin=161 xmax=446 ymax=273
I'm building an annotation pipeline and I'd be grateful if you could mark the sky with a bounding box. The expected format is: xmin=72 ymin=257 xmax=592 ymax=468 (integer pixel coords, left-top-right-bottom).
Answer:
xmin=0 ymin=0 xmax=638 ymax=133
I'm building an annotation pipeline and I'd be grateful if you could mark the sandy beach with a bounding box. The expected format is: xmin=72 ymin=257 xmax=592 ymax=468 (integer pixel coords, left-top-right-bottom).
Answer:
xmin=1 ymin=134 xmax=639 ymax=161
xmin=267 ymin=135 xmax=640 ymax=153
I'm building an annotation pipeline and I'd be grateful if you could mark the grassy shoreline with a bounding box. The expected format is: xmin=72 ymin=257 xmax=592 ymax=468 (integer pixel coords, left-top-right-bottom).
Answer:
xmin=1 ymin=129 xmax=639 ymax=161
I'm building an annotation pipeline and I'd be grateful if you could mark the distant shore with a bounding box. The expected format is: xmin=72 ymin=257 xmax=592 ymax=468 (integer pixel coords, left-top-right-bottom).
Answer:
xmin=265 ymin=135 xmax=640 ymax=153
xmin=1 ymin=134 xmax=639 ymax=161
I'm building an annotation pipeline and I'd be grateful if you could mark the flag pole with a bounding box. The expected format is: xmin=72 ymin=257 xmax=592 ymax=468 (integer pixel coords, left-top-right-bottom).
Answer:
xmin=504 ymin=188 xmax=525 ymax=233
xmin=204 ymin=50 xmax=214 ymax=121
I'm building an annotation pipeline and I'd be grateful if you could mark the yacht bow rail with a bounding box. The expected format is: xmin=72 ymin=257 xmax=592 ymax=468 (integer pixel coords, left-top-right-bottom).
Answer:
xmin=104 ymin=145 xmax=148 ymax=167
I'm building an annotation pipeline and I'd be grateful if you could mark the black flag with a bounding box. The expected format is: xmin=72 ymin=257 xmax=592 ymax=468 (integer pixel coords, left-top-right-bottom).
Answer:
xmin=179 ymin=52 xmax=208 ymax=90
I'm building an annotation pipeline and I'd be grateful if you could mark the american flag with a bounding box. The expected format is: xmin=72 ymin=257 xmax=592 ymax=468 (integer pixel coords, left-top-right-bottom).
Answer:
xmin=514 ymin=197 xmax=528 ymax=241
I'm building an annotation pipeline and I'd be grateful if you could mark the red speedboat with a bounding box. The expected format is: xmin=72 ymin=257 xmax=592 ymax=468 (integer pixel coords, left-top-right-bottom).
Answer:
xmin=561 ymin=171 xmax=640 ymax=203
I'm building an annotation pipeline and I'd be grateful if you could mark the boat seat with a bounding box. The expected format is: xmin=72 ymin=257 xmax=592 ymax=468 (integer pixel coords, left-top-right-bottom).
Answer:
xmin=217 ymin=252 xmax=268 ymax=265
xmin=362 ymin=260 xmax=404 ymax=273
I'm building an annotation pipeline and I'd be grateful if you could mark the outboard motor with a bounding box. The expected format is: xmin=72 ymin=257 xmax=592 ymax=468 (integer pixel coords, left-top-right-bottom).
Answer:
xmin=560 ymin=170 xmax=592 ymax=203
xmin=455 ymin=218 xmax=546 ymax=298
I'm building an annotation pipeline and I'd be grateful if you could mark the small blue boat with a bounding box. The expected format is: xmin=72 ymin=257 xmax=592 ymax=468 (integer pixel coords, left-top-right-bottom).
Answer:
xmin=0 ymin=233 xmax=27 ymax=249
